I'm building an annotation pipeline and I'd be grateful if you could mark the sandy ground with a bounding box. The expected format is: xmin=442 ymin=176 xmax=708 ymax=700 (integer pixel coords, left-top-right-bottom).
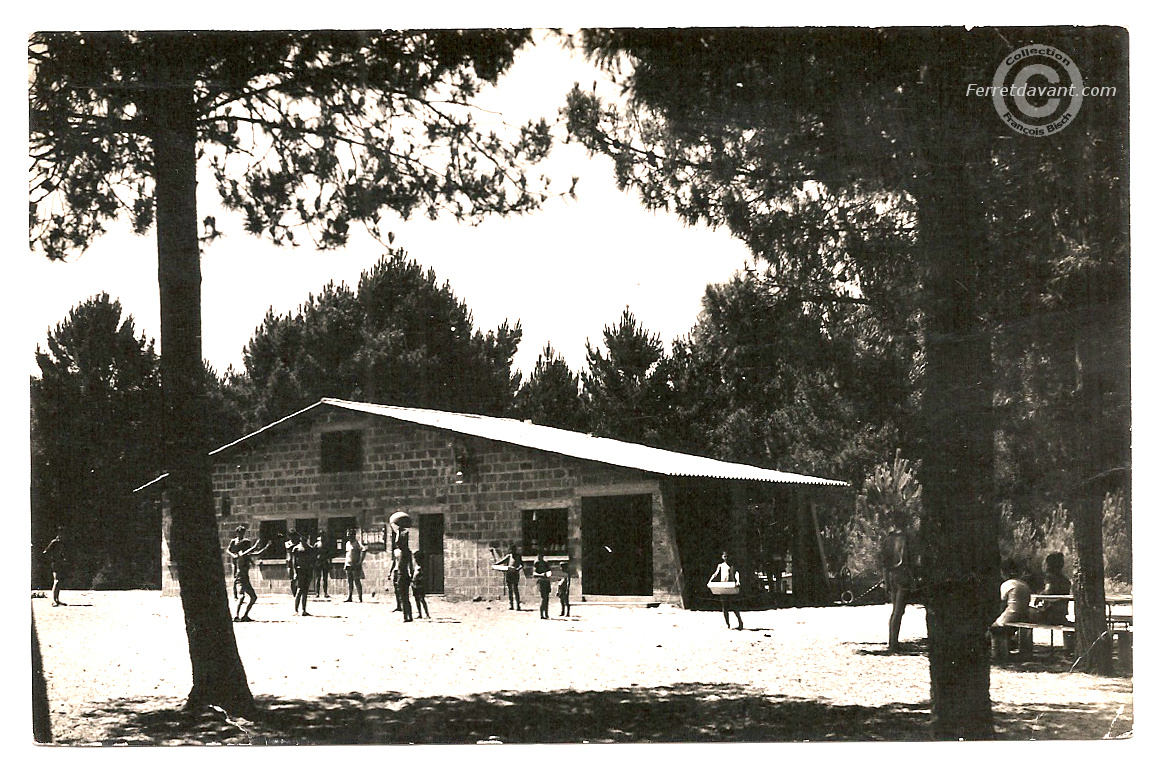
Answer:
xmin=31 ymin=589 xmax=1134 ymax=745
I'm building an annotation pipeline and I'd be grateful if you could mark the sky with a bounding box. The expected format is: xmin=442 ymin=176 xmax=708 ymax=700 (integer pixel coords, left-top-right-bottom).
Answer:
xmin=17 ymin=32 xmax=754 ymax=381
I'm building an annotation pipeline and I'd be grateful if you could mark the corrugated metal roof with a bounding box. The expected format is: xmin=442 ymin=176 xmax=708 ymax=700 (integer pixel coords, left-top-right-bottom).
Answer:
xmin=210 ymin=397 xmax=847 ymax=487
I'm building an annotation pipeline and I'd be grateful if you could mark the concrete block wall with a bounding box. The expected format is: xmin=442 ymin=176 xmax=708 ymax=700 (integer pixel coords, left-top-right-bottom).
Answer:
xmin=161 ymin=407 xmax=684 ymax=605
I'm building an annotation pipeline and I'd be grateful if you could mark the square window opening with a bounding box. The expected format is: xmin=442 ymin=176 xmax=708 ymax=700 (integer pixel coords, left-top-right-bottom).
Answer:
xmin=326 ymin=516 xmax=357 ymax=558
xmin=258 ymin=519 xmax=287 ymax=559
xmin=321 ymin=430 xmax=363 ymax=473
xmin=522 ymin=507 xmax=569 ymax=557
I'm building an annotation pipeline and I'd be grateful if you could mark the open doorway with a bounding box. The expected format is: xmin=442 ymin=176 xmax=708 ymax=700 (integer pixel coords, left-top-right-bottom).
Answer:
xmin=581 ymin=494 xmax=652 ymax=596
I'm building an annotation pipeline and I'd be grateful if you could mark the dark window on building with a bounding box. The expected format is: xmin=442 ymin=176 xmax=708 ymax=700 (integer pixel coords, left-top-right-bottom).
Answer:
xmin=258 ymin=519 xmax=287 ymax=559
xmin=522 ymin=507 xmax=569 ymax=557
xmin=321 ymin=430 xmax=363 ymax=473
xmin=326 ymin=516 xmax=357 ymax=558
xmin=219 ymin=494 xmax=231 ymax=517
xmin=293 ymin=517 xmax=318 ymax=543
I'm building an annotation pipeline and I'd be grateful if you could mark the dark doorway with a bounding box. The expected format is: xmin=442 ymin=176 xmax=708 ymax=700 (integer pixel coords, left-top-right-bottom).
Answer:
xmin=418 ymin=513 xmax=445 ymax=594
xmin=581 ymin=494 xmax=652 ymax=596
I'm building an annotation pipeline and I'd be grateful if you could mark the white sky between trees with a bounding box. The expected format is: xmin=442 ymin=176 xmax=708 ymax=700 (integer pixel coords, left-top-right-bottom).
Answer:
xmin=17 ymin=33 xmax=754 ymax=382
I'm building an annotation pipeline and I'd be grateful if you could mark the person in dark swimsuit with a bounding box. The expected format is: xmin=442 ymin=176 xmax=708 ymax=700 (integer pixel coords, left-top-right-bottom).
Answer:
xmin=227 ymin=525 xmax=248 ymax=601
xmin=397 ymin=546 xmax=414 ymax=623
xmin=881 ymin=516 xmax=917 ymax=651
xmin=291 ymin=533 xmax=314 ymax=616
xmin=497 ymin=544 xmax=523 ymax=610
xmin=312 ymin=531 xmax=330 ymax=598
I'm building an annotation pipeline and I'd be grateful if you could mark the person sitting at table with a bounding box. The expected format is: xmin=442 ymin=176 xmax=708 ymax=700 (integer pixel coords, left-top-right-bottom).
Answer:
xmin=990 ymin=558 xmax=1032 ymax=659
xmin=994 ymin=558 xmax=1032 ymax=625
xmin=1033 ymin=551 xmax=1072 ymax=625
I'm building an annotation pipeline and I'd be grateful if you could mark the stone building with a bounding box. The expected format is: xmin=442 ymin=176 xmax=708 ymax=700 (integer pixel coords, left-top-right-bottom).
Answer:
xmin=153 ymin=398 xmax=847 ymax=607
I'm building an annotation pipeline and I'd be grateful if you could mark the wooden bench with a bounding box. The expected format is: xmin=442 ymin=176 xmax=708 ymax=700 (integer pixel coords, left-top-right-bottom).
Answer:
xmin=992 ymin=622 xmax=1075 ymax=660
xmin=994 ymin=621 xmax=1131 ymax=669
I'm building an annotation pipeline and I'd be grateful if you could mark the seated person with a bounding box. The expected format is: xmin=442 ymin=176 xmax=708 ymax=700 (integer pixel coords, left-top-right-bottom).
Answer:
xmin=994 ymin=559 xmax=1032 ymax=625
xmin=991 ymin=558 xmax=1033 ymax=657
xmin=1033 ymin=551 xmax=1072 ymax=625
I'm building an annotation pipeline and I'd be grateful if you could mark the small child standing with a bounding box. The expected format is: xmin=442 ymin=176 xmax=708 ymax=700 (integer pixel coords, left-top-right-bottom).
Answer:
xmin=533 ymin=553 xmax=552 ymax=619
xmin=412 ymin=550 xmax=431 ymax=619
xmin=557 ymin=560 xmax=572 ymax=617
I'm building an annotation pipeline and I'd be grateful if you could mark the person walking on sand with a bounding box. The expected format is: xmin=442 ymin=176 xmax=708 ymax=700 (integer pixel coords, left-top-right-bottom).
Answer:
xmin=313 ymin=531 xmax=330 ymax=599
xmin=343 ymin=528 xmax=364 ymax=602
xmin=557 ymin=559 xmax=572 ymax=617
xmin=42 ymin=530 xmax=66 ymax=607
xmin=412 ymin=550 xmax=431 ymax=619
xmin=709 ymin=551 xmax=744 ymax=630
xmin=231 ymin=533 xmax=273 ymax=622
xmin=533 ymin=553 xmax=552 ymax=619
xmin=496 ymin=544 xmax=523 ymax=610
xmin=291 ymin=533 xmax=315 ymax=616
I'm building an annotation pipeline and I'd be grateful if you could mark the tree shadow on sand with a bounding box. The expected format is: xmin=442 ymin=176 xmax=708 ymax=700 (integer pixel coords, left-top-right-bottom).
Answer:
xmin=72 ymin=681 xmax=1129 ymax=745
xmin=851 ymin=637 xmax=929 ymax=656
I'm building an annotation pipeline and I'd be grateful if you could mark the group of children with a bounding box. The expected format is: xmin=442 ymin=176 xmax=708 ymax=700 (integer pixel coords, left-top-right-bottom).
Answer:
xmin=226 ymin=524 xmax=373 ymax=621
xmin=494 ymin=545 xmax=572 ymax=618
xmin=388 ymin=524 xmax=431 ymax=623
xmin=225 ymin=527 xmax=577 ymax=622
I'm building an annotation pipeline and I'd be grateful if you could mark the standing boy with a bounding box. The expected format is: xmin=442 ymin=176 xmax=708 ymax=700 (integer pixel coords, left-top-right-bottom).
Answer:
xmin=42 ymin=530 xmax=66 ymax=607
xmin=285 ymin=530 xmax=299 ymax=597
xmin=411 ymin=550 xmax=431 ymax=619
xmin=497 ymin=544 xmax=523 ymax=611
xmin=881 ymin=514 xmax=916 ymax=652
xmin=533 ymin=553 xmax=552 ymax=619
xmin=231 ymin=533 xmax=273 ymax=622
xmin=708 ymin=551 xmax=744 ymax=630
xmin=227 ymin=525 xmax=248 ymax=600
xmin=557 ymin=560 xmax=572 ymax=617
xmin=313 ymin=531 xmax=330 ymax=598
xmin=343 ymin=528 xmax=364 ymax=602
xmin=291 ymin=533 xmax=314 ymax=616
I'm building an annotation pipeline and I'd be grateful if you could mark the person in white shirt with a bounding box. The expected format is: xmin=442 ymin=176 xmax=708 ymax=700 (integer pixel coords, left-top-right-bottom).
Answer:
xmin=708 ymin=551 xmax=744 ymax=630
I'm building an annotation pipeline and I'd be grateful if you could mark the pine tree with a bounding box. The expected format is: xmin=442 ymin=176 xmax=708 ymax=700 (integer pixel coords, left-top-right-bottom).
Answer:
xmin=30 ymin=30 xmax=558 ymax=713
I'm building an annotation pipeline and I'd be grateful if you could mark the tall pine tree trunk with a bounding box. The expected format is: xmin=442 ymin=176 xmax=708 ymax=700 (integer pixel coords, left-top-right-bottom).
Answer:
xmin=147 ymin=59 xmax=255 ymax=714
xmin=1072 ymin=493 xmax=1112 ymax=673
xmin=1070 ymin=312 xmax=1115 ymax=675
xmin=914 ymin=51 xmax=1001 ymax=739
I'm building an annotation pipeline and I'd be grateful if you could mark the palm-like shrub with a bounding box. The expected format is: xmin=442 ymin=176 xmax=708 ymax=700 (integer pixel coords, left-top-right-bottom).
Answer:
xmin=843 ymin=450 xmax=923 ymax=600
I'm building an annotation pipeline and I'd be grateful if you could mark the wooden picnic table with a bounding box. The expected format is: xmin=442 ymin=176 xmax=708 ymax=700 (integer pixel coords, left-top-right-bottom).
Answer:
xmin=1018 ymin=593 xmax=1132 ymax=669
xmin=1029 ymin=593 xmax=1132 ymax=628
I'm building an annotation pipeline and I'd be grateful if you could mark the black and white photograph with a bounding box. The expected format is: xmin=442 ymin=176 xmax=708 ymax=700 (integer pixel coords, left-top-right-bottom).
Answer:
xmin=20 ymin=6 xmax=1139 ymax=747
